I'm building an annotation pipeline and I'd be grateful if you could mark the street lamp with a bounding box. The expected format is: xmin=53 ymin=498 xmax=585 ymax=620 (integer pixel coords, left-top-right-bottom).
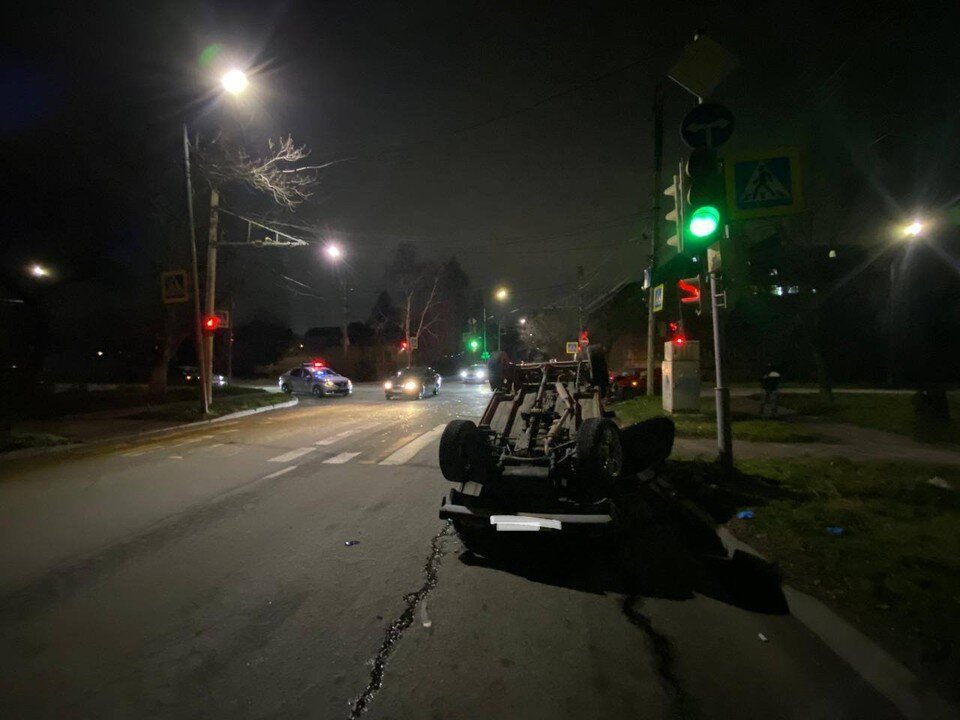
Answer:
xmin=220 ymin=69 xmax=249 ymax=95
xmin=903 ymin=219 xmax=923 ymax=238
xmin=494 ymin=286 xmax=509 ymax=302
xmin=28 ymin=264 xmax=49 ymax=278
xmin=519 ymin=317 xmax=526 ymax=326
xmin=325 ymin=243 xmax=342 ymax=260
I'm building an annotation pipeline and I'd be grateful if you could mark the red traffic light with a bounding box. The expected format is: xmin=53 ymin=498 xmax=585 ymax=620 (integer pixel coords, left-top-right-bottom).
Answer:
xmin=673 ymin=335 xmax=686 ymax=346
xmin=203 ymin=315 xmax=220 ymax=332
xmin=678 ymin=277 xmax=701 ymax=305
xmin=400 ymin=341 xmax=408 ymax=351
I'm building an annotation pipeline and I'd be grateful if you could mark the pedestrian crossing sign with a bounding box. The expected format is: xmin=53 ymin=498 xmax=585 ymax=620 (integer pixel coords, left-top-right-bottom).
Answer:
xmin=725 ymin=147 xmax=803 ymax=219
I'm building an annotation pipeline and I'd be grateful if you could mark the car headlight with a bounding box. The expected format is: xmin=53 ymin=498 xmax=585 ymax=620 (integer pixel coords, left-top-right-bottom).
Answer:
xmin=477 ymin=369 xmax=486 ymax=378
xmin=403 ymin=380 xmax=418 ymax=391
xmin=459 ymin=370 xmax=467 ymax=378
xmin=324 ymin=379 xmax=334 ymax=387
xmin=384 ymin=381 xmax=393 ymax=390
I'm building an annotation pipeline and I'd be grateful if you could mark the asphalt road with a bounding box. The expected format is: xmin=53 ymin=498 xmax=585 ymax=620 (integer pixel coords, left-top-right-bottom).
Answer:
xmin=0 ymin=383 xmax=902 ymax=719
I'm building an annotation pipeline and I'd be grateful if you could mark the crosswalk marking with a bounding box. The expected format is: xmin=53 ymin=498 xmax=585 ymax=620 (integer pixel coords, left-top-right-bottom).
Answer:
xmin=316 ymin=422 xmax=382 ymax=446
xmin=324 ymin=452 xmax=361 ymax=464
xmin=379 ymin=425 xmax=446 ymax=465
xmin=268 ymin=447 xmax=316 ymax=463
xmin=262 ymin=465 xmax=298 ymax=480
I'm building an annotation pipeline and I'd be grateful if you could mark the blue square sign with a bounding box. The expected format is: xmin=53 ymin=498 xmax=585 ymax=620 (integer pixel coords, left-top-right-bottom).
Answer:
xmin=725 ymin=147 xmax=803 ymax=219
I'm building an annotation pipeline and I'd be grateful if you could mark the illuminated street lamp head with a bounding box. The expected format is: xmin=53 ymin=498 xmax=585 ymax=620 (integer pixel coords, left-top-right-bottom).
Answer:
xmin=29 ymin=264 xmax=49 ymax=278
xmin=904 ymin=220 xmax=923 ymax=238
xmin=519 ymin=317 xmax=527 ymax=326
xmin=220 ymin=69 xmax=248 ymax=95
xmin=325 ymin=244 xmax=342 ymax=260
xmin=494 ymin=287 xmax=508 ymax=302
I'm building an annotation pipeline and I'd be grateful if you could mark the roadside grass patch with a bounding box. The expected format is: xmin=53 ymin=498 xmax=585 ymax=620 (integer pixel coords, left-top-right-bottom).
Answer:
xmin=0 ymin=431 xmax=72 ymax=453
xmin=778 ymin=391 xmax=960 ymax=444
xmin=613 ymin=396 xmax=825 ymax=443
xmin=665 ymin=457 xmax=960 ymax=702
xmin=125 ymin=388 xmax=288 ymax=422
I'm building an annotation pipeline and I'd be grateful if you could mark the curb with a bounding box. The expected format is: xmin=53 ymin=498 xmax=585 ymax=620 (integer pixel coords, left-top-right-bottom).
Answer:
xmin=0 ymin=398 xmax=299 ymax=462
xmin=716 ymin=527 xmax=957 ymax=720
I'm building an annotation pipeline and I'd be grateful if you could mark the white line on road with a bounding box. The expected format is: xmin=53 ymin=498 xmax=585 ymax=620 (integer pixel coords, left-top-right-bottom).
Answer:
xmin=262 ymin=465 xmax=298 ymax=479
xmin=268 ymin=447 xmax=316 ymax=463
xmin=379 ymin=424 xmax=446 ymax=465
xmin=315 ymin=423 xmax=381 ymax=446
xmin=121 ymin=445 xmax=163 ymax=457
xmin=169 ymin=435 xmax=213 ymax=448
xmin=324 ymin=452 xmax=361 ymax=464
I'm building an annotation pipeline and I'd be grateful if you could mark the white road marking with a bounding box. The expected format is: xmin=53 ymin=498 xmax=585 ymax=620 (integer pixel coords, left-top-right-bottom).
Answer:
xmin=169 ymin=435 xmax=213 ymax=448
xmin=168 ymin=455 xmax=183 ymax=460
xmin=220 ymin=429 xmax=240 ymax=433
xmin=316 ymin=422 xmax=382 ymax=446
xmin=379 ymin=424 xmax=446 ymax=465
xmin=268 ymin=447 xmax=316 ymax=463
xmin=262 ymin=465 xmax=298 ymax=480
xmin=122 ymin=445 xmax=163 ymax=457
xmin=324 ymin=452 xmax=361 ymax=464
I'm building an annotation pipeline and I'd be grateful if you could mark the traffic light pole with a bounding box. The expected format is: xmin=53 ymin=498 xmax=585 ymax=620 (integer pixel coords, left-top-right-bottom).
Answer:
xmin=646 ymin=81 xmax=664 ymax=396
xmin=710 ymin=229 xmax=733 ymax=474
xmin=203 ymin=187 xmax=220 ymax=408
xmin=182 ymin=125 xmax=209 ymax=416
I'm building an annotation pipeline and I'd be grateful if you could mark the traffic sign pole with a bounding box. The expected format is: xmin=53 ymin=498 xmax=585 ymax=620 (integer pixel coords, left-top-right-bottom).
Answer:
xmin=711 ymin=227 xmax=733 ymax=474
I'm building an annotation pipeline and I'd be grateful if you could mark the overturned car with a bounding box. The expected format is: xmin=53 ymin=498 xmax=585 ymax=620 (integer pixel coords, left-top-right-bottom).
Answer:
xmin=438 ymin=346 xmax=674 ymax=551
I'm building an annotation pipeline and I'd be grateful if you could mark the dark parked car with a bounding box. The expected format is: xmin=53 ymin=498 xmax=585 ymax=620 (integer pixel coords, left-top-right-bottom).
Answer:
xmin=384 ymin=366 xmax=441 ymax=400
xmin=170 ymin=365 xmax=227 ymax=387
xmin=608 ymin=367 xmax=661 ymax=400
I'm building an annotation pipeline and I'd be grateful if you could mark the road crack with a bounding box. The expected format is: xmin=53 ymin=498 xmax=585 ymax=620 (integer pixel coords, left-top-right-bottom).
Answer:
xmin=622 ymin=595 xmax=699 ymax=719
xmin=348 ymin=523 xmax=452 ymax=719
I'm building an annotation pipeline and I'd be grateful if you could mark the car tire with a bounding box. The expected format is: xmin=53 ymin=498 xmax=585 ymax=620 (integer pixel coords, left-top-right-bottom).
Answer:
xmin=487 ymin=351 xmax=510 ymax=391
xmin=439 ymin=419 xmax=482 ymax=482
xmin=385 ymin=394 xmax=392 ymax=400
xmin=575 ymin=417 xmax=623 ymax=498
xmin=281 ymin=383 xmax=292 ymax=394
xmin=586 ymin=345 xmax=610 ymax=392
xmin=312 ymin=385 xmax=324 ymax=398
xmin=433 ymin=383 xmax=439 ymax=395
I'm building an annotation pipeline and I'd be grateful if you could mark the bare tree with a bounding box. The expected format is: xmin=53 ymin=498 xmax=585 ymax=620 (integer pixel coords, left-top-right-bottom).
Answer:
xmin=196 ymin=134 xmax=318 ymax=210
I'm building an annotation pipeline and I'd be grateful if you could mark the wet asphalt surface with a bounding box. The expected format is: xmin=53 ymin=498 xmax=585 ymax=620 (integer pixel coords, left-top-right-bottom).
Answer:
xmin=0 ymin=383 xmax=902 ymax=719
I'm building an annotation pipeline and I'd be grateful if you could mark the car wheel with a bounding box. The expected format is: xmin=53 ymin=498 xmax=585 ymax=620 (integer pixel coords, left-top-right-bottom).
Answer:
xmin=417 ymin=386 xmax=425 ymax=400
xmin=312 ymin=385 xmax=324 ymax=398
xmin=281 ymin=383 xmax=292 ymax=394
xmin=439 ymin=419 xmax=482 ymax=482
xmin=385 ymin=394 xmax=392 ymax=400
xmin=586 ymin=345 xmax=610 ymax=392
xmin=575 ymin=417 xmax=623 ymax=499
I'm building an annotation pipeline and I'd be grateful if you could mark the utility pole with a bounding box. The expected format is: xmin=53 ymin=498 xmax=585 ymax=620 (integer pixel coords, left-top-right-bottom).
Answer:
xmin=711 ymin=227 xmax=733 ymax=473
xmin=482 ymin=300 xmax=487 ymax=356
xmin=576 ymin=264 xmax=585 ymax=337
xmin=339 ymin=271 xmax=350 ymax=353
xmin=226 ymin=296 xmax=234 ymax=386
xmin=646 ymin=81 xmax=664 ymax=396
xmin=183 ymin=125 xmax=209 ymax=416
xmin=203 ymin=187 xmax=220 ymax=407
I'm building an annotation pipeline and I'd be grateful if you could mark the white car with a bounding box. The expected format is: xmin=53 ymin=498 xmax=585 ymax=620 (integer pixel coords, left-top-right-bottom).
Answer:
xmin=458 ymin=363 xmax=487 ymax=384
xmin=279 ymin=363 xmax=353 ymax=398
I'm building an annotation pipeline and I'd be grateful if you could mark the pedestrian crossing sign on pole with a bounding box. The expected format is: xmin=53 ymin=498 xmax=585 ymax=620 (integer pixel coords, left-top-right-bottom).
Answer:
xmin=161 ymin=270 xmax=189 ymax=304
xmin=725 ymin=147 xmax=803 ymax=219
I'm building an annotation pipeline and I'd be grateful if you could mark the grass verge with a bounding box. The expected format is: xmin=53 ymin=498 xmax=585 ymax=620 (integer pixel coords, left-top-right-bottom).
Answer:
xmin=665 ymin=457 xmax=960 ymax=702
xmin=778 ymin=391 xmax=960 ymax=444
xmin=125 ymin=388 xmax=290 ymax=423
xmin=0 ymin=431 xmax=72 ymax=453
xmin=614 ymin=396 xmax=826 ymax=443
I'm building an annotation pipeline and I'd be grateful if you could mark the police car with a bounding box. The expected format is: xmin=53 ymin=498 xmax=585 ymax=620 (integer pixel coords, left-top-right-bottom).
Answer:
xmin=279 ymin=362 xmax=353 ymax=398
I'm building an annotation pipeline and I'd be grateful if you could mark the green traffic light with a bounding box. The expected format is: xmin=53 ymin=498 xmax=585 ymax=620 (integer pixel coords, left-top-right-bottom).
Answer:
xmin=688 ymin=205 xmax=720 ymax=239
xmin=468 ymin=338 xmax=479 ymax=351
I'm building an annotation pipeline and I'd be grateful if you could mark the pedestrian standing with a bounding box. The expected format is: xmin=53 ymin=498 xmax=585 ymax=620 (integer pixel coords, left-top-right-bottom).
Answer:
xmin=760 ymin=364 xmax=781 ymax=417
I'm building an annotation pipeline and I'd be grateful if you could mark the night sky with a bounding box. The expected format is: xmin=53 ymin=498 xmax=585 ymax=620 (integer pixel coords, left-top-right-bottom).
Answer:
xmin=4 ymin=1 xmax=957 ymax=333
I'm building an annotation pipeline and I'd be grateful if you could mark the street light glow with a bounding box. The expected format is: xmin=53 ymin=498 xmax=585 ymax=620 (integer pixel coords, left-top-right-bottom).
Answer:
xmin=494 ymin=287 xmax=508 ymax=302
xmin=904 ymin=220 xmax=923 ymax=238
xmin=221 ymin=69 xmax=248 ymax=95
xmin=29 ymin=264 xmax=49 ymax=278
xmin=325 ymin=243 xmax=342 ymax=260
xmin=519 ymin=317 xmax=527 ymax=326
